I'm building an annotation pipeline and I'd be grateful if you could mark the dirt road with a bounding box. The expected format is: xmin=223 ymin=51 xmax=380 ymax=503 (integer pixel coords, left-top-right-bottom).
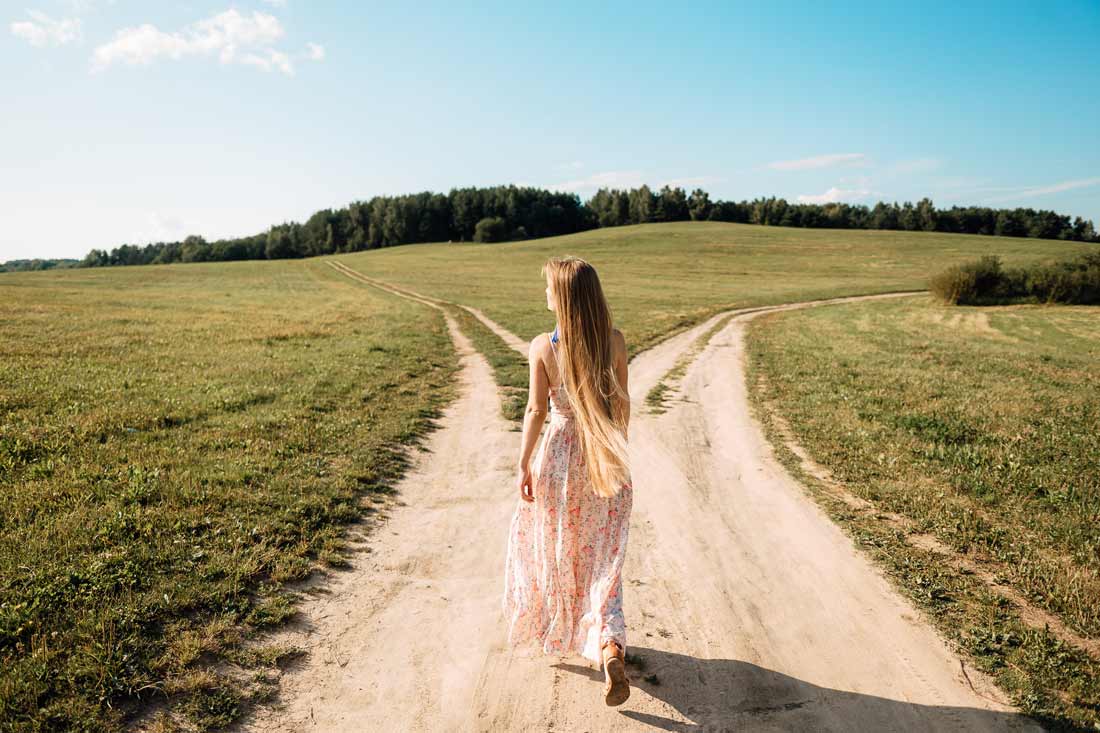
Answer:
xmin=235 ymin=265 xmax=1039 ymax=732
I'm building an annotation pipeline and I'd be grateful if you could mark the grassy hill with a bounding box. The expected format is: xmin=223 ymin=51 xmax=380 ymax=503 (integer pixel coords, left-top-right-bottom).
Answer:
xmin=334 ymin=221 xmax=1096 ymax=353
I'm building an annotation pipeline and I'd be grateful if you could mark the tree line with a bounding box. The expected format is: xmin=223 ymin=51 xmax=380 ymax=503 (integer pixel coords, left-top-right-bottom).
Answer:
xmin=70 ymin=184 xmax=1100 ymax=269
xmin=0 ymin=258 xmax=80 ymax=273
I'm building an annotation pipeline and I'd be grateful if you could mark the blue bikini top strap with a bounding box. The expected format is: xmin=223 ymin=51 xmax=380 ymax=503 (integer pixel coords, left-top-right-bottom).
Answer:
xmin=548 ymin=327 xmax=563 ymax=392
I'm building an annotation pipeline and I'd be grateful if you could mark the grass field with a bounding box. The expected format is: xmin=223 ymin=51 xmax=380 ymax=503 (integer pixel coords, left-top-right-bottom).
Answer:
xmin=0 ymin=260 xmax=458 ymax=731
xmin=337 ymin=221 xmax=1094 ymax=426
xmin=745 ymin=295 xmax=1100 ymax=729
xmin=334 ymin=221 xmax=1097 ymax=355
xmin=2 ymin=222 xmax=1096 ymax=731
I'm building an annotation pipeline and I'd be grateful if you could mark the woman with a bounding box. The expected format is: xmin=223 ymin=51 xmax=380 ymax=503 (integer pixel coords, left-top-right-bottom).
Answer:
xmin=502 ymin=255 xmax=634 ymax=707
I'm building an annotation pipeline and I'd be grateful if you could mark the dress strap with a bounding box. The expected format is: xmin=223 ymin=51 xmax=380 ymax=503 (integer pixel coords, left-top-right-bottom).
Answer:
xmin=548 ymin=328 xmax=563 ymax=391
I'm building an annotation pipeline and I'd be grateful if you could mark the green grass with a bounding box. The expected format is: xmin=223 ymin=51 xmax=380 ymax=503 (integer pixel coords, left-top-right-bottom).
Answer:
xmin=745 ymin=295 xmax=1100 ymax=729
xmin=0 ymin=259 xmax=458 ymax=732
xmin=334 ymin=221 xmax=1096 ymax=355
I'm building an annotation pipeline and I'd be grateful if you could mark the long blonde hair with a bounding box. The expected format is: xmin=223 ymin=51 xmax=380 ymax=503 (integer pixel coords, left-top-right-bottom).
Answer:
xmin=542 ymin=256 xmax=630 ymax=498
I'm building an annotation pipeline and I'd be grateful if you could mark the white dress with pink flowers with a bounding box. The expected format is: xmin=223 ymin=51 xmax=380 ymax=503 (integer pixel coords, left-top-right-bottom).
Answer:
xmin=502 ymin=333 xmax=633 ymax=664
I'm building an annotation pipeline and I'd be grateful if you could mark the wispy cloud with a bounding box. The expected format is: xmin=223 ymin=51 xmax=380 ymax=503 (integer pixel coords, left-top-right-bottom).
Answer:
xmin=981 ymin=177 xmax=1100 ymax=204
xmin=90 ymin=9 xmax=322 ymax=75
xmin=261 ymin=0 xmax=288 ymax=6
xmin=769 ymin=153 xmax=866 ymax=171
xmin=547 ymin=170 xmax=645 ymax=193
xmin=242 ymin=49 xmax=292 ymax=74
xmin=556 ymin=160 xmax=584 ymax=171
xmin=10 ymin=11 xmax=82 ymax=46
xmin=796 ymin=187 xmax=876 ymax=204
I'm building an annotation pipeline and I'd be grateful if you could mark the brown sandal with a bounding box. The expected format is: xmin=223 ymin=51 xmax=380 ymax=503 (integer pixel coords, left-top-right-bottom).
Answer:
xmin=601 ymin=640 xmax=630 ymax=706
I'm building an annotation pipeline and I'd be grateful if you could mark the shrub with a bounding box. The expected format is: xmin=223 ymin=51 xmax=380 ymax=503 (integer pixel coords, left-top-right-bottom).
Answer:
xmin=473 ymin=217 xmax=508 ymax=243
xmin=930 ymin=251 xmax=1100 ymax=305
xmin=929 ymin=255 xmax=1004 ymax=305
xmin=928 ymin=265 xmax=970 ymax=305
xmin=1026 ymin=259 xmax=1100 ymax=304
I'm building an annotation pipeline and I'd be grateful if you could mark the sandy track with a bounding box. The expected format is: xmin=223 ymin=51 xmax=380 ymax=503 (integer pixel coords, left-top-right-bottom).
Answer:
xmin=327 ymin=261 xmax=528 ymax=354
xmin=235 ymin=270 xmax=1039 ymax=732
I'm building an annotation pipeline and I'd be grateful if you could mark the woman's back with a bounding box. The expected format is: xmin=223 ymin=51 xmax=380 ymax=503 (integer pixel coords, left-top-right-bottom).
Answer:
xmin=546 ymin=327 xmax=575 ymax=419
xmin=545 ymin=324 xmax=628 ymax=426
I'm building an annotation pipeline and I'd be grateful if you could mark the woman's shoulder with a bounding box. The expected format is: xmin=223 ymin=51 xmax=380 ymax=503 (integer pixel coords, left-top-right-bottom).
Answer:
xmin=527 ymin=331 xmax=553 ymax=361
xmin=611 ymin=327 xmax=626 ymax=350
xmin=610 ymin=328 xmax=627 ymax=366
xmin=528 ymin=328 xmax=624 ymax=355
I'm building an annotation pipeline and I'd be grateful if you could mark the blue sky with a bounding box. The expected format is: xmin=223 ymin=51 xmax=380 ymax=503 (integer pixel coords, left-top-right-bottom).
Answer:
xmin=4 ymin=0 xmax=1099 ymax=260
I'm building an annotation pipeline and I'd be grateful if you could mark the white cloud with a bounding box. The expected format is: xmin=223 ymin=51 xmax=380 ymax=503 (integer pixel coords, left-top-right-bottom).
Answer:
xmin=243 ymin=48 xmax=292 ymax=74
xmin=91 ymin=9 xmax=294 ymax=74
xmin=556 ymin=160 xmax=584 ymax=171
xmin=262 ymin=0 xmax=288 ymax=6
xmin=796 ymin=187 xmax=875 ymax=204
xmin=92 ymin=24 xmax=189 ymax=67
xmin=547 ymin=170 xmax=645 ymax=193
xmin=769 ymin=153 xmax=866 ymax=171
xmin=305 ymin=41 xmax=324 ymax=61
xmin=10 ymin=11 xmax=82 ymax=46
xmin=982 ymin=177 xmax=1100 ymax=204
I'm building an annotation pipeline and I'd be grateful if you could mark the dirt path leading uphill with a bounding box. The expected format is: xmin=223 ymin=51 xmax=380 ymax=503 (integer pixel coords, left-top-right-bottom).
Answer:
xmin=328 ymin=260 xmax=529 ymax=353
xmin=235 ymin=269 xmax=1039 ymax=732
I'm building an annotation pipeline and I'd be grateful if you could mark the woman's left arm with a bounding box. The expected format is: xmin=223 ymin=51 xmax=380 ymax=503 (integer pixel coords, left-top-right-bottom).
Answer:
xmin=613 ymin=330 xmax=630 ymax=439
xmin=516 ymin=337 xmax=550 ymax=501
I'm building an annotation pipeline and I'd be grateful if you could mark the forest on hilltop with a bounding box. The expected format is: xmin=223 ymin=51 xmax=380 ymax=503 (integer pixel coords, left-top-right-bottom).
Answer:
xmin=65 ymin=184 xmax=1100 ymax=269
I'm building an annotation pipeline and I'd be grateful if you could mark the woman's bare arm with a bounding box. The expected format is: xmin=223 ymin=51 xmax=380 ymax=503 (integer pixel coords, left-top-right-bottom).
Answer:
xmin=518 ymin=336 xmax=550 ymax=469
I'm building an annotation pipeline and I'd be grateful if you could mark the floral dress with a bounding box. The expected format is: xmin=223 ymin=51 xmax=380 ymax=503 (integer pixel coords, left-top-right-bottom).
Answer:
xmin=502 ymin=327 xmax=634 ymax=664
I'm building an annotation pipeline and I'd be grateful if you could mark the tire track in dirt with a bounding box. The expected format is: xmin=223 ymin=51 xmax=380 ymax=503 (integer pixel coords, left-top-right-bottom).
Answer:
xmin=234 ymin=268 xmax=1038 ymax=732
